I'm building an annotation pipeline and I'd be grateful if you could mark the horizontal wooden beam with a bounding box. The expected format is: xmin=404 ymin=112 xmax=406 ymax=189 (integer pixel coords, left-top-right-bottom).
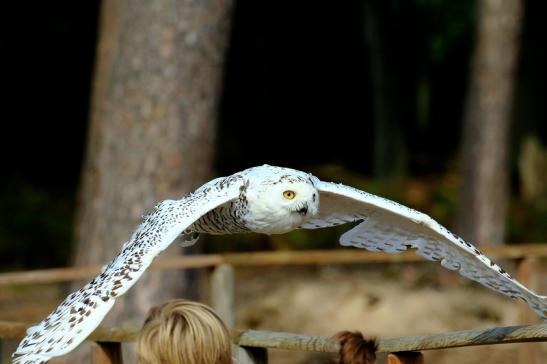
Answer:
xmin=2 ymin=321 xmax=546 ymax=353
xmin=378 ymin=323 xmax=547 ymax=352
xmin=235 ymin=330 xmax=339 ymax=352
xmin=236 ymin=324 xmax=547 ymax=352
xmin=0 ymin=321 xmax=139 ymax=343
xmin=0 ymin=255 xmax=224 ymax=286
xmin=1 ymin=244 xmax=546 ymax=286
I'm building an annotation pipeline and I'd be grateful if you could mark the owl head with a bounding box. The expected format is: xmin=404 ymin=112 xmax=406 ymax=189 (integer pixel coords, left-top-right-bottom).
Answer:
xmin=243 ymin=165 xmax=320 ymax=234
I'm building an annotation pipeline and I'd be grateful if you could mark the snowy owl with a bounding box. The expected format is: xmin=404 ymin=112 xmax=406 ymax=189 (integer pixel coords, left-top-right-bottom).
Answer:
xmin=13 ymin=165 xmax=547 ymax=363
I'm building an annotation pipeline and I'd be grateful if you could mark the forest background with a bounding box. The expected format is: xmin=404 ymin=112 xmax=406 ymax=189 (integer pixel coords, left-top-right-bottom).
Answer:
xmin=0 ymin=1 xmax=546 ymax=360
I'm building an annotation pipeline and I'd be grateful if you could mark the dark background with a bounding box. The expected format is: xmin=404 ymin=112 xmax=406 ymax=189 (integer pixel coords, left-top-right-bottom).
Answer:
xmin=1 ymin=0 xmax=546 ymax=269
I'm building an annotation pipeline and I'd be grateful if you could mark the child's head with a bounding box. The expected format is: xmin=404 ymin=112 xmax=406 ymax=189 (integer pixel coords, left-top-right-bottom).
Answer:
xmin=137 ymin=299 xmax=232 ymax=364
xmin=328 ymin=331 xmax=377 ymax=364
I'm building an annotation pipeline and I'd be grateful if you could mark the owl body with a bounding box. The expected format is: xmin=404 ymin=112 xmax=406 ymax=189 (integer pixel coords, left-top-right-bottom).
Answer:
xmin=190 ymin=165 xmax=320 ymax=235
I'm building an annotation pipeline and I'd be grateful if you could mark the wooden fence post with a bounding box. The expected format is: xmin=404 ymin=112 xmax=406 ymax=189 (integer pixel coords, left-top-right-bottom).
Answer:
xmin=91 ymin=342 xmax=123 ymax=364
xmin=211 ymin=264 xmax=235 ymax=328
xmin=517 ymin=256 xmax=541 ymax=364
xmin=234 ymin=345 xmax=268 ymax=364
xmin=387 ymin=352 xmax=424 ymax=364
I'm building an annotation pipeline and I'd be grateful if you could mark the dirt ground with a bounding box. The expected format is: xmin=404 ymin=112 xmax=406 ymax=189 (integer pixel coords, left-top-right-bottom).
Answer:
xmin=2 ymin=262 xmax=546 ymax=363
xmin=231 ymin=263 xmax=547 ymax=364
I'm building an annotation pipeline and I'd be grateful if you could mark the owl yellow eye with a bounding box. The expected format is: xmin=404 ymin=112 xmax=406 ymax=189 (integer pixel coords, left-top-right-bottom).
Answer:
xmin=283 ymin=190 xmax=296 ymax=200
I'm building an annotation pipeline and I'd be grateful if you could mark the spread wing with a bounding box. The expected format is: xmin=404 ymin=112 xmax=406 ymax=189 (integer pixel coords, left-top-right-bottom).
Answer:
xmin=13 ymin=177 xmax=243 ymax=364
xmin=301 ymin=181 xmax=547 ymax=320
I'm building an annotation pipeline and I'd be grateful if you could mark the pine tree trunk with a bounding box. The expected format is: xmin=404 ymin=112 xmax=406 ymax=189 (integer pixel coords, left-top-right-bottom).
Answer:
xmin=74 ymin=0 xmax=234 ymax=342
xmin=457 ymin=0 xmax=523 ymax=245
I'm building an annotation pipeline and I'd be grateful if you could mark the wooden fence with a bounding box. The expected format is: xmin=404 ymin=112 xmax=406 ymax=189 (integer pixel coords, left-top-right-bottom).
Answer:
xmin=1 ymin=320 xmax=546 ymax=364
xmin=1 ymin=244 xmax=546 ymax=363
xmin=2 ymin=243 xmax=547 ymax=287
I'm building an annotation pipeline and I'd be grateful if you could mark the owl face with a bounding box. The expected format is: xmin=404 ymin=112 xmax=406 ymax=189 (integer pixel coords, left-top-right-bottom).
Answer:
xmin=270 ymin=178 xmax=319 ymax=216
xmin=243 ymin=167 xmax=320 ymax=234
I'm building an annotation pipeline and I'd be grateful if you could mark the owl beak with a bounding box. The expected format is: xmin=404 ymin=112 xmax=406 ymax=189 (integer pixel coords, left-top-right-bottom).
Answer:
xmin=297 ymin=204 xmax=308 ymax=216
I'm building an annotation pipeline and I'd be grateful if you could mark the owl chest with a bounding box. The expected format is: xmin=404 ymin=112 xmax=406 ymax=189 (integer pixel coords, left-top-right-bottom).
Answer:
xmin=191 ymin=200 xmax=250 ymax=234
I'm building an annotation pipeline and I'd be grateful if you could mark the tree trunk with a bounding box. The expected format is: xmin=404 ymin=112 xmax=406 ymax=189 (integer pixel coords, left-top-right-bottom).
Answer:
xmin=73 ymin=0 xmax=234 ymax=358
xmin=457 ymin=0 xmax=523 ymax=246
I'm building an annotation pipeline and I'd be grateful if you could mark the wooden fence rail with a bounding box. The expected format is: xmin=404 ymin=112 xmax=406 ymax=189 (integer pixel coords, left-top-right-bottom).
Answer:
xmin=1 ymin=243 xmax=546 ymax=287
xmin=237 ymin=324 xmax=547 ymax=353
xmin=1 ymin=321 xmax=546 ymax=361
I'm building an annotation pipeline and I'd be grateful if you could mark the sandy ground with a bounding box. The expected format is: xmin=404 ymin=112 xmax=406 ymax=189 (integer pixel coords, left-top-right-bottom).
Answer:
xmin=2 ymin=262 xmax=546 ymax=363
xmin=231 ymin=263 xmax=547 ymax=364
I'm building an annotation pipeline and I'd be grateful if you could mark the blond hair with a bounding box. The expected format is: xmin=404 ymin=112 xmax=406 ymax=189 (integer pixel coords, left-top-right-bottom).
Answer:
xmin=137 ymin=299 xmax=232 ymax=364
